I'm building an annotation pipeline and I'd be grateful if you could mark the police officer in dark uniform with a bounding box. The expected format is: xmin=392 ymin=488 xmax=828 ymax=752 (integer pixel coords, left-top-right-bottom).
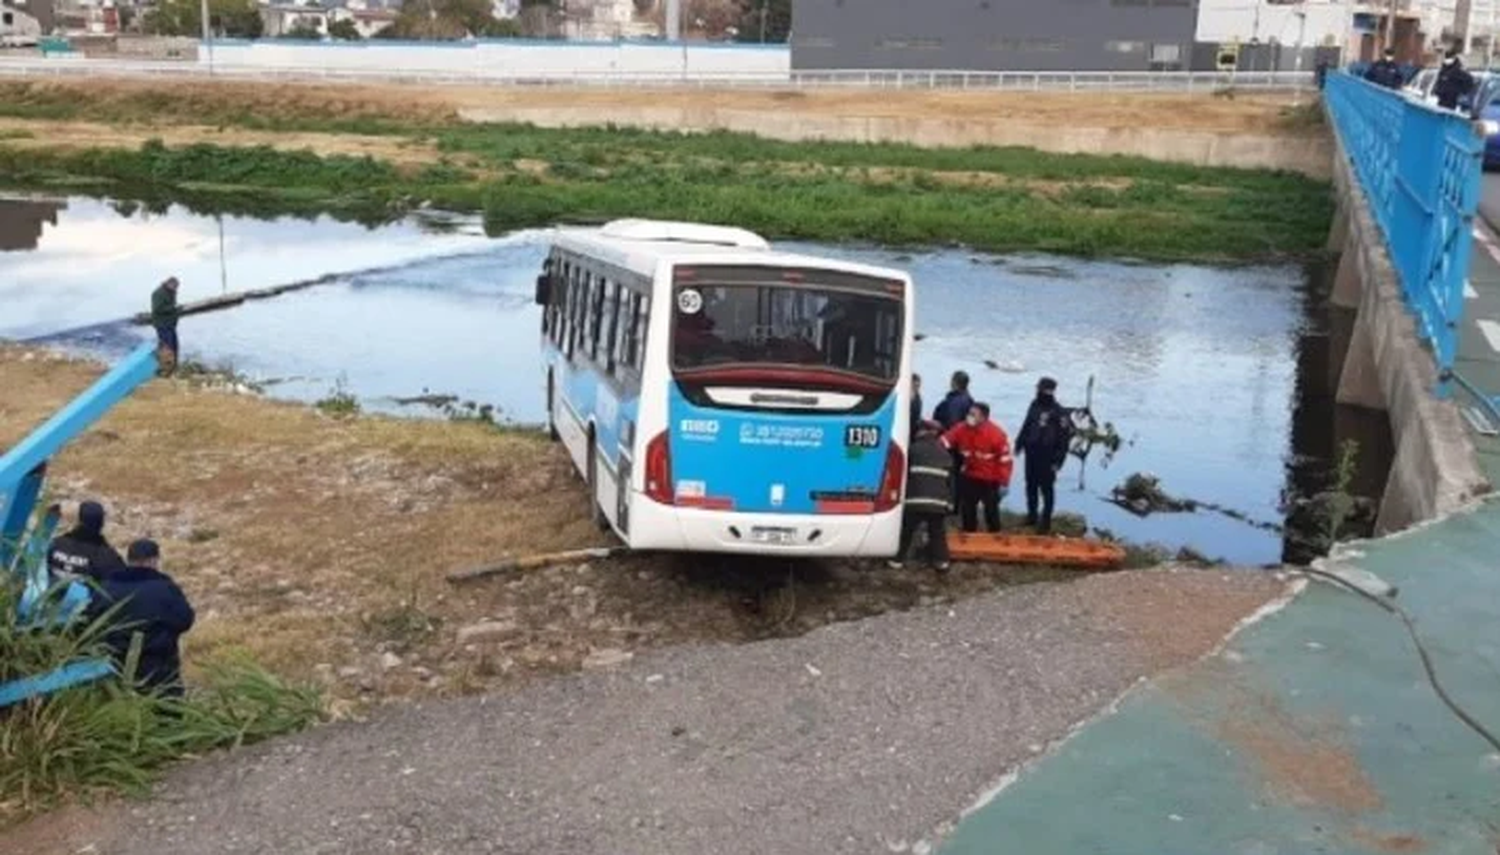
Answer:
xmin=1434 ymin=49 xmax=1476 ymax=110
xmin=46 ymin=500 xmax=126 ymax=583
xmin=88 ymin=539 xmax=196 ymax=697
xmin=1363 ymin=49 xmax=1404 ymax=90
xmin=1016 ymin=378 xmax=1073 ymax=535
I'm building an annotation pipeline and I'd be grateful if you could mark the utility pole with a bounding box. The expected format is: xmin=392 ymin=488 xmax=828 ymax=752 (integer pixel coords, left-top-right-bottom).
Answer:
xmin=1488 ymin=0 xmax=1496 ymax=67
xmin=665 ymin=0 xmax=680 ymax=40
xmin=1252 ymin=1 xmax=1261 ymax=70
xmin=199 ymin=0 xmax=213 ymax=76
xmin=1385 ymin=0 xmax=1398 ymax=57
xmin=759 ymin=0 xmax=768 ymax=42
xmin=1293 ymin=3 xmax=1308 ymax=106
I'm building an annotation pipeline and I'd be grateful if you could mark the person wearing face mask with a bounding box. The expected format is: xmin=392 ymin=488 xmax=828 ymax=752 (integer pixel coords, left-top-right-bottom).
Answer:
xmin=1434 ymin=48 xmax=1476 ymax=111
xmin=940 ymin=402 xmax=1012 ymax=534
xmin=1016 ymin=377 xmax=1074 ymax=535
xmin=1363 ymin=49 xmax=1403 ymax=90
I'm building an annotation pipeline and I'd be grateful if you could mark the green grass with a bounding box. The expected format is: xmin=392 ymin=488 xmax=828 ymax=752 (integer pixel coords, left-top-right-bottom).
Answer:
xmin=1 ymin=565 xmax=324 ymax=825
xmin=0 ymin=121 xmax=1334 ymax=261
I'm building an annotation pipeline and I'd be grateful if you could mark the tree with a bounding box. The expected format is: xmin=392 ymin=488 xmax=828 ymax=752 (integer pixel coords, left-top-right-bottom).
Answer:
xmin=284 ymin=19 xmax=323 ymax=39
xmin=327 ymin=17 xmax=362 ymax=40
xmin=144 ymin=0 xmax=263 ymax=38
xmin=735 ymin=0 xmax=788 ymax=43
xmin=380 ymin=0 xmax=507 ymax=40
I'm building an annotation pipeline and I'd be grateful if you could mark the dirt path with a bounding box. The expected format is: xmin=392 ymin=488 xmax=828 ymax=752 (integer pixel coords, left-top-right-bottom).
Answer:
xmin=7 ymin=566 xmax=1291 ymax=855
xmin=0 ymin=118 xmax=443 ymax=168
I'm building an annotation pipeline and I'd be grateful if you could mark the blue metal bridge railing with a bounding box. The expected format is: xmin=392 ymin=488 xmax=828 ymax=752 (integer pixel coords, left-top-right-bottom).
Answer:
xmin=1324 ymin=71 xmax=1483 ymax=390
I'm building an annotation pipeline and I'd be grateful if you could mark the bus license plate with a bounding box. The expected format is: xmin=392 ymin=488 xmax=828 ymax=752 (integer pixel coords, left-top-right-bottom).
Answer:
xmin=750 ymin=526 xmax=797 ymax=545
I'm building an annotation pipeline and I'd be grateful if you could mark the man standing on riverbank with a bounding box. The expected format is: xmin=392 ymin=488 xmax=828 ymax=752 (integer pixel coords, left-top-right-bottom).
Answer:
xmin=151 ymin=277 xmax=180 ymax=375
xmin=932 ymin=371 xmax=974 ymax=512
xmin=941 ymin=402 xmax=1012 ymax=534
xmin=1017 ymin=377 xmax=1073 ymax=535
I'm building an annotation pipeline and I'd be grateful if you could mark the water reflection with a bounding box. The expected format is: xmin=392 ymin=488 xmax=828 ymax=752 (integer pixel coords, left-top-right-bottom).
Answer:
xmin=0 ymin=196 xmax=1327 ymax=566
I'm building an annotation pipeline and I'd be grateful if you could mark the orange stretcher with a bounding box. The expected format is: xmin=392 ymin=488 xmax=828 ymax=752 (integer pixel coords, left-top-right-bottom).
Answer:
xmin=945 ymin=533 xmax=1126 ymax=570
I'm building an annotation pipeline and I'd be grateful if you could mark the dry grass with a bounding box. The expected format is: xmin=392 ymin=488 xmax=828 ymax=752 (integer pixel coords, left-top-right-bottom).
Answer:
xmin=0 ymin=77 xmax=1312 ymax=136
xmin=0 ymin=118 xmax=444 ymax=170
xmin=2 ymin=347 xmax=1105 ymax=704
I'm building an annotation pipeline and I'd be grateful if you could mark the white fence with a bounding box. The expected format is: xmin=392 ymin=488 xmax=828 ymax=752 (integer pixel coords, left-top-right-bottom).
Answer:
xmin=203 ymin=39 xmax=790 ymax=77
xmin=0 ymin=53 xmax=1317 ymax=91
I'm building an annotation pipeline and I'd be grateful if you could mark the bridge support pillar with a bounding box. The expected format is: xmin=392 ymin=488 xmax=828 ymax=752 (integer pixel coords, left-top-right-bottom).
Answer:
xmin=1336 ymin=308 xmax=1385 ymax=410
xmin=1330 ymin=242 xmax=1362 ymax=309
xmin=1326 ymin=200 xmax=1350 ymax=253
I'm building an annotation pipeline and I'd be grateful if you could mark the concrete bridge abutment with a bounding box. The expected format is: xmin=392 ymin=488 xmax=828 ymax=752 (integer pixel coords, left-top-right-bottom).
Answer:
xmin=1322 ymin=149 xmax=1490 ymax=532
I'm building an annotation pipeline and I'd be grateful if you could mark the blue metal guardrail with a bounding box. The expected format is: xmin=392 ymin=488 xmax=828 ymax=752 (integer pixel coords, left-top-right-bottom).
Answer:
xmin=1324 ymin=71 xmax=1484 ymax=392
xmin=1 ymin=343 xmax=160 ymax=709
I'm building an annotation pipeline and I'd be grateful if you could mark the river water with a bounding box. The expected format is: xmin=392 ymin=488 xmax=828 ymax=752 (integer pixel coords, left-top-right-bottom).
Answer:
xmin=0 ymin=196 xmax=1369 ymax=566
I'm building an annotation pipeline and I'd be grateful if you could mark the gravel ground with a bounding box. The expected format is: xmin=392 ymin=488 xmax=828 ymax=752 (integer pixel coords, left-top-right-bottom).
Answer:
xmin=19 ymin=567 xmax=1288 ymax=855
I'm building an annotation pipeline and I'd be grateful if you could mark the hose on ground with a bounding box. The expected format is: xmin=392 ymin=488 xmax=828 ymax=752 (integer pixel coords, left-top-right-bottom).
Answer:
xmin=1297 ymin=566 xmax=1500 ymax=755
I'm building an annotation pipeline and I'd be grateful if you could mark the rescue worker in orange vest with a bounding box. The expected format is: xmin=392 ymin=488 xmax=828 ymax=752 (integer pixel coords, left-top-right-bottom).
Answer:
xmin=941 ymin=402 xmax=1013 ymax=533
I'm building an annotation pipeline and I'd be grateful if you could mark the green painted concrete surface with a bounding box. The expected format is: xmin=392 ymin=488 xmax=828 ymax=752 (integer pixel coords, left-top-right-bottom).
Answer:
xmin=942 ymin=500 xmax=1500 ymax=854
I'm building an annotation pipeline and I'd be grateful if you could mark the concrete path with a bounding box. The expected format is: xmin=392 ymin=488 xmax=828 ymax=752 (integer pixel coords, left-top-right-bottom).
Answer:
xmin=14 ymin=569 xmax=1285 ymax=855
xmin=940 ymin=499 xmax=1500 ymax=854
xmin=1457 ymin=174 xmax=1500 ymax=481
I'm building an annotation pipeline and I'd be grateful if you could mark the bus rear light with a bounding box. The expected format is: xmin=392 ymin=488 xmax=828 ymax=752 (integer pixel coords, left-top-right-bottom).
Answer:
xmin=873 ymin=442 xmax=906 ymax=513
xmin=644 ymin=431 xmax=672 ymax=505
xmin=815 ymin=499 xmax=875 ymax=515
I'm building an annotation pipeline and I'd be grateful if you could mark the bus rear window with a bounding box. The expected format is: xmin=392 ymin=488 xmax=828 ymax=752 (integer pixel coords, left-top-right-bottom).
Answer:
xmin=671 ymin=281 xmax=903 ymax=383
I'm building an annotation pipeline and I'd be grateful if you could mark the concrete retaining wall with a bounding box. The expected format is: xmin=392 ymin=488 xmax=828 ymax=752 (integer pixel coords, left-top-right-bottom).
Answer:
xmin=459 ymin=105 xmax=1332 ymax=177
xmin=205 ymin=40 xmax=790 ymax=77
xmin=1325 ymin=132 xmax=1490 ymax=531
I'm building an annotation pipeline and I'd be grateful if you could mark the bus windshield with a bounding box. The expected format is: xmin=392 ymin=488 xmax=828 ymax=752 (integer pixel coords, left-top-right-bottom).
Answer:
xmin=671 ymin=277 xmax=903 ymax=385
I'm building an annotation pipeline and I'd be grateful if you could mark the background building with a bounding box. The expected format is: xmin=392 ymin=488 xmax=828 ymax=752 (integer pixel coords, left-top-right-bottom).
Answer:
xmin=791 ymin=0 xmax=1198 ymax=72
xmin=792 ymin=0 xmax=1478 ymax=72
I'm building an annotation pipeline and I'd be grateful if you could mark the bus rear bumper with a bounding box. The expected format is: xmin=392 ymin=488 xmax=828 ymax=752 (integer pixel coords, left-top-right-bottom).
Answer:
xmin=627 ymin=498 xmax=901 ymax=558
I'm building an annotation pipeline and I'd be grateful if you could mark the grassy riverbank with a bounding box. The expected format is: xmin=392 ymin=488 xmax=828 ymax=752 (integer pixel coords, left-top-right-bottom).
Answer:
xmin=0 ymin=80 xmax=1333 ymax=261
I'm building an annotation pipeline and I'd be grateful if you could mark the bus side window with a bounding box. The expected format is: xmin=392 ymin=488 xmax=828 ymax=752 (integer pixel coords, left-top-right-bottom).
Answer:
xmin=632 ymin=295 xmax=650 ymax=369
xmin=551 ymin=262 xmax=569 ymax=348
xmin=589 ymin=274 xmax=607 ymax=362
xmin=616 ymin=291 xmax=640 ymax=375
xmin=566 ymin=263 xmax=581 ymax=359
xmin=602 ymin=281 xmax=622 ymax=372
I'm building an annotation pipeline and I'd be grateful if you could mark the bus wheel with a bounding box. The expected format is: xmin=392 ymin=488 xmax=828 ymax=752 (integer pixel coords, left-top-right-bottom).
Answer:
xmin=586 ymin=436 xmax=608 ymax=531
xmin=546 ymin=374 xmax=560 ymax=442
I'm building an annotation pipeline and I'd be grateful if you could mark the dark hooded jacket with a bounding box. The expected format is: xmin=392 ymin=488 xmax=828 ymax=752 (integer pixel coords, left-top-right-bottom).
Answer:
xmin=89 ymin=564 xmax=196 ymax=693
xmin=1363 ymin=58 xmax=1404 ymax=90
xmin=932 ymin=389 xmax=974 ymax=431
xmin=1435 ymin=60 xmax=1476 ymax=110
xmin=47 ymin=505 xmax=125 ymax=582
xmin=1017 ymin=394 xmax=1074 ymax=470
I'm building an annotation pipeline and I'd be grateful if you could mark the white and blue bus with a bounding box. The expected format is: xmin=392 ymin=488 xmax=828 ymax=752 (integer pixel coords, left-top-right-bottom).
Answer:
xmin=536 ymin=219 xmax=914 ymax=557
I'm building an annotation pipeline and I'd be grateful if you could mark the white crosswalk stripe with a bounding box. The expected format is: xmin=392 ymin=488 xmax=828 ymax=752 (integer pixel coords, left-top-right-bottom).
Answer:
xmin=1466 ymin=280 xmax=1478 ymax=299
xmin=1478 ymin=319 xmax=1500 ymax=353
